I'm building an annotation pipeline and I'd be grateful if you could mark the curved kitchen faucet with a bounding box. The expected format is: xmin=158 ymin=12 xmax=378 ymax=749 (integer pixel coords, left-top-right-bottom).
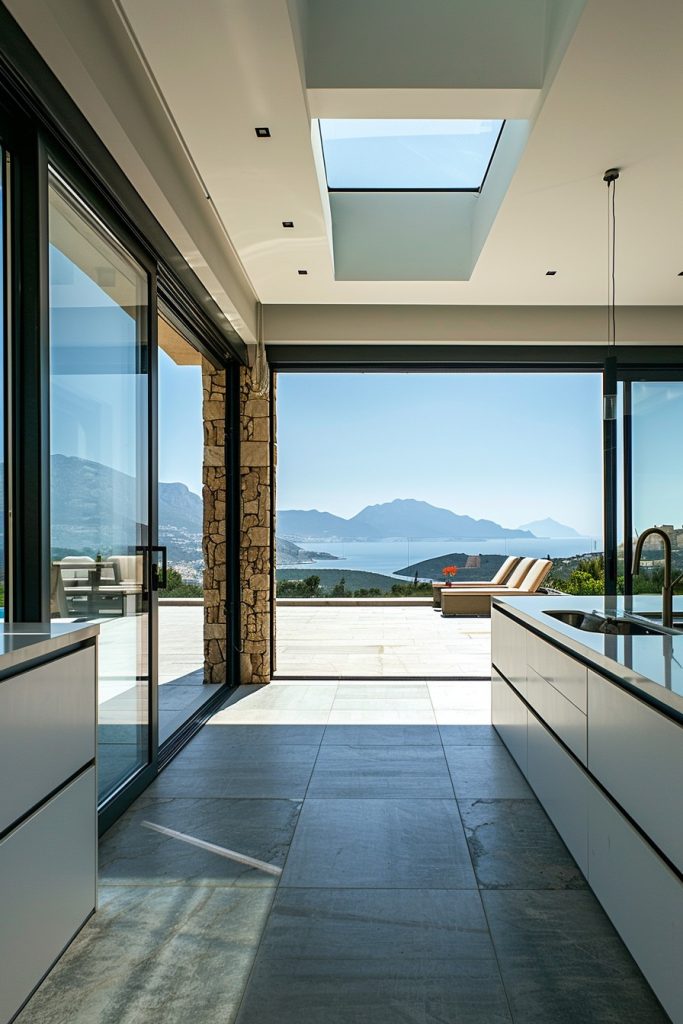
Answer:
xmin=632 ymin=527 xmax=683 ymax=628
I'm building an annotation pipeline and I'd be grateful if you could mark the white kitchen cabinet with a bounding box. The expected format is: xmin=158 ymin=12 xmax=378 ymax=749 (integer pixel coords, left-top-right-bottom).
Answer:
xmin=491 ymin=668 xmax=528 ymax=775
xmin=526 ymin=665 xmax=587 ymax=763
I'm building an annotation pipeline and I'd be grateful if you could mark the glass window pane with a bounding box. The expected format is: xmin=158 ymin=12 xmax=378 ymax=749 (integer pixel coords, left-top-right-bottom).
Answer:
xmin=0 ymin=148 xmax=5 ymax=618
xmin=48 ymin=171 xmax=150 ymax=804
xmin=319 ymin=119 xmax=504 ymax=189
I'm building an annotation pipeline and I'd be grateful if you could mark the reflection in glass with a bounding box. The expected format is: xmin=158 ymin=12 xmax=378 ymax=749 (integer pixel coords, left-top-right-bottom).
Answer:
xmin=48 ymin=172 xmax=150 ymax=803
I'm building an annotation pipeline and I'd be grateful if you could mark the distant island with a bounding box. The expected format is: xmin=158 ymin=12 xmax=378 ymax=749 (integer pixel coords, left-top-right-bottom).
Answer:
xmin=278 ymin=498 xmax=538 ymax=543
xmin=517 ymin=517 xmax=582 ymax=538
xmin=396 ymin=552 xmax=508 ymax=582
xmin=277 ymin=537 xmax=339 ymax=564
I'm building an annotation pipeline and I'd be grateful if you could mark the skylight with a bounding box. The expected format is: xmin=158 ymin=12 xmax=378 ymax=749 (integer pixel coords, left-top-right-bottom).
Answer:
xmin=319 ymin=119 xmax=504 ymax=191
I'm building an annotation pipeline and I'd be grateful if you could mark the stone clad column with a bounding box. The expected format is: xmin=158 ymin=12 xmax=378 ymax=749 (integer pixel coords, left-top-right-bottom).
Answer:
xmin=202 ymin=360 xmax=227 ymax=683
xmin=239 ymin=361 xmax=274 ymax=684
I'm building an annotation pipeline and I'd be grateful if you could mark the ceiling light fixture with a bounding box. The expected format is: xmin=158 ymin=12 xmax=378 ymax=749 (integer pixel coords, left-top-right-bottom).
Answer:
xmin=545 ymin=270 xmax=557 ymax=276
xmin=678 ymin=271 xmax=683 ymax=277
xmin=282 ymin=221 xmax=294 ymax=228
xmin=297 ymin=269 xmax=308 ymax=275
xmin=255 ymin=127 xmax=271 ymax=138
xmin=603 ymin=167 xmax=620 ymax=421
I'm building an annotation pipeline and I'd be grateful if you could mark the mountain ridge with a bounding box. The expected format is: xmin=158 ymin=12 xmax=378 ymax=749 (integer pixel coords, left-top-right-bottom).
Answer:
xmin=279 ymin=498 xmax=535 ymax=542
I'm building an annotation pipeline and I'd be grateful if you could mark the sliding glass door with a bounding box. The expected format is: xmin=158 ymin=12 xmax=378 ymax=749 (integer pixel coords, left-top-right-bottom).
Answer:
xmin=622 ymin=378 xmax=683 ymax=595
xmin=48 ymin=169 xmax=154 ymax=806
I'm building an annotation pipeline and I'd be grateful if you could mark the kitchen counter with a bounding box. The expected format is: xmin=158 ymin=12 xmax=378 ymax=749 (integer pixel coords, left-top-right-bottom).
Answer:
xmin=493 ymin=594 xmax=683 ymax=720
xmin=0 ymin=620 xmax=99 ymax=676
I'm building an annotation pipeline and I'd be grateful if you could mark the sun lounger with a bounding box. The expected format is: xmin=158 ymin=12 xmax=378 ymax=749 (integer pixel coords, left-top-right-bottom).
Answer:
xmin=440 ymin=558 xmax=553 ymax=617
xmin=432 ymin=555 xmax=522 ymax=607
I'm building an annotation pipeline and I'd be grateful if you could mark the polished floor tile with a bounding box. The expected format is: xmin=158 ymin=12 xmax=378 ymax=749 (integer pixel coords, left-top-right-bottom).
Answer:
xmin=282 ymin=798 xmax=477 ymax=889
xmin=99 ymin=796 xmax=301 ymax=887
xmin=438 ymin=724 xmax=503 ymax=746
xmin=16 ymin=886 xmax=274 ymax=1024
xmin=459 ymin=799 xmax=588 ymax=890
xmin=483 ymin=891 xmax=670 ymax=1023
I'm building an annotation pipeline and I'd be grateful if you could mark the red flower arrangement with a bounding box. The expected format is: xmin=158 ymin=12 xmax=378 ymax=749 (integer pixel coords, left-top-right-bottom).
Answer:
xmin=442 ymin=565 xmax=458 ymax=587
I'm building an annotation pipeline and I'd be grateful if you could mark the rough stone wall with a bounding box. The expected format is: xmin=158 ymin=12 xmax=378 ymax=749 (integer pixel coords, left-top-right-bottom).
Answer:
xmin=240 ymin=362 xmax=273 ymax=684
xmin=202 ymin=360 xmax=227 ymax=683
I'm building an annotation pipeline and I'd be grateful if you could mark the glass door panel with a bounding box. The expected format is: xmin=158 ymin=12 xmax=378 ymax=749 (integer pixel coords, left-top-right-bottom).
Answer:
xmin=628 ymin=380 xmax=683 ymax=594
xmin=48 ymin=171 xmax=152 ymax=804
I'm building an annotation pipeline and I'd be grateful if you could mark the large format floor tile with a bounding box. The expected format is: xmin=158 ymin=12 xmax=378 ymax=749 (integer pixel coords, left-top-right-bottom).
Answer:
xmin=100 ymin=796 xmax=301 ymax=887
xmin=483 ymin=891 xmax=670 ymax=1023
xmin=235 ymin=958 xmax=513 ymax=1024
xmin=459 ymin=799 xmax=588 ymax=890
xmin=306 ymin=744 xmax=454 ymax=799
xmin=322 ymin=723 xmax=441 ymax=745
xmin=16 ymin=886 xmax=274 ymax=1024
xmin=257 ymin=888 xmax=495 ymax=961
xmin=281 ymin=798 xmax=477 ymax=889
xmin=146 ymin=759 xmax=315 ymax=799
xmin=444 ymin=744 xmax=533 ymax=799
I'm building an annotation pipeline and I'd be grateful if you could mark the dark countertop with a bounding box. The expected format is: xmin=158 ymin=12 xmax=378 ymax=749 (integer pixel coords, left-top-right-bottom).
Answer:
xmin=0 ymin=620 xmax=99 ymax=675
xmin=493 ymin=595 xmax=683 ymax=721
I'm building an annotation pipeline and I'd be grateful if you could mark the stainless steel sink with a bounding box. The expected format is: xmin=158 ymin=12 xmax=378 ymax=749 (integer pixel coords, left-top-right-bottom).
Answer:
xmin=544 ymin=609 xmax=665 ymax=636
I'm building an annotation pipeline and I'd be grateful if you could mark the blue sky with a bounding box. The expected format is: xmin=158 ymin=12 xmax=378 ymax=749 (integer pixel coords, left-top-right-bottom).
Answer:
xmin=276 ymin=372 xmax=604 ymax=537
xmin=159 ymin=349 xmax=203 ymax=494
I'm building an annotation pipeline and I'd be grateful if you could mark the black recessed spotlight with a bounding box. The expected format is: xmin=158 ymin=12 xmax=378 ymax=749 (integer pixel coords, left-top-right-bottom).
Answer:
xmin=546 ymin=270 xmax=557 ymax=276
xmin=282 ymin=221 xmax=294 ymax=228
xmin=678 ymin=271 xmax=683 ymax=277
xmin=297 ymin=269 xmax=308 ymax=275
xmin=255 ymin=127 xmax=271 ymax=138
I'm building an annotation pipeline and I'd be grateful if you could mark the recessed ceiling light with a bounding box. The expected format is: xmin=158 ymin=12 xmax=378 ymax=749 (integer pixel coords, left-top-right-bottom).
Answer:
xmin=297 ymin=269 xmax=308 ymax=275
xmin=678 ymin=271 xmax=683 ymax=276
xmin=545 ymin=270 xmax=557 ymax=276
xmin=282 ymin=221 xmax=294 ymax=228
xmin=255 ymin=127 xmax=271 ymax=138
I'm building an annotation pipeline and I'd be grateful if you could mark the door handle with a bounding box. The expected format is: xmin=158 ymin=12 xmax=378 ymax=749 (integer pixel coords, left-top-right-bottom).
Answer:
xmin=150 ymin=545 xmax=168 ymax=591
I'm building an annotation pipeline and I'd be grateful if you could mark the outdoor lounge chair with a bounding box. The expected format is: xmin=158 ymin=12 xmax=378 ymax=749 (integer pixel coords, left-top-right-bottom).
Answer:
xmin=440 ymin=558 xmax=553 ymax=617
xmin=432 ymin=555 xmax=522 ymax=607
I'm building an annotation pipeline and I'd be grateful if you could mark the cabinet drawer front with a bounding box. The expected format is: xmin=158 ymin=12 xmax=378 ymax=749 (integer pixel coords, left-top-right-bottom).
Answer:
xmin=526 ymin=631 xmax=587 ymax=712
xmin=0 ymin=647 xmax=96 ymax=834
xmin=527 ymin=666 xmax=587 ymax=763
xmin=588 ymin=784 xmax=682 ymax=1024
xmin=527 ymin=712 xmax=589 ymax=874
xmin=492 ymin=669 xmax=528 ymax=776
xmin=491 ymin=609 xmax=527 ymax=698
xmin=587 ymin=670 xmax=683 ymax=872
xmin=0 ymin=768 xmax=96 ymax=1024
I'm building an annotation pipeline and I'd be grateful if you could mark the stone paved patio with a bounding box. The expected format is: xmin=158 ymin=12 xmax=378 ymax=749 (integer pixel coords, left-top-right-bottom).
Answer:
xmin=275 ymin=603 xmax=491 ymax=678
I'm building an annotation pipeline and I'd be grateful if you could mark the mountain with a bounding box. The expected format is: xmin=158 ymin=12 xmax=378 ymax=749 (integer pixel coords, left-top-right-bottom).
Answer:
xmin=518 ymin=517 xmax=582 ymax=538
xmin=277 ymin=508 xmax=382 ymax=541
xmin=350 ymin=499 xmax=534 ymax=540
xmin=279 ymin=499 xmax=534 ymax=542
xmin=51 ymin=454 xmax=204 ymax=562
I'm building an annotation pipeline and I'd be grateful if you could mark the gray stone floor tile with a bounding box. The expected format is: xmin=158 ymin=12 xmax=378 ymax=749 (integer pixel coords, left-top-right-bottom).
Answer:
xmin=259 ymin=888 xmax=495 ymax=961
xmin=16 ymin=886 xmax=274 ymax=1024
xmin=444 ymin=745 xmax=533 ymax=799
xmin=438 ymin=724 xmax=503 ymax=746
xmin=483 ymin=891 xmax=669 ymax=1023
xmin=459 ymin=799 xmax=587 ymax=890
xmin=145 ymin=760 xmax=314 ymax=799
xmin=189 ymin=724 xmax=326 ymax=747
xmin=99 ymin=796 xmax=301 ymax=887
xmin=306 ymin=744 xmax=453 ymax=799
xmin=235 ymin=958 xmax=513 ymax=1024
xmin=322 ymin=724 xmax=441 ymax=745
xmin=281 ymin=798 xmax=477 ymax=889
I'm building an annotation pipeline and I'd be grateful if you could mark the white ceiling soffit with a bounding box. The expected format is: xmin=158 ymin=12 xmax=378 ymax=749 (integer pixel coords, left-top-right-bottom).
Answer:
xmin=10 ymin=0 xmax=683 ymax=317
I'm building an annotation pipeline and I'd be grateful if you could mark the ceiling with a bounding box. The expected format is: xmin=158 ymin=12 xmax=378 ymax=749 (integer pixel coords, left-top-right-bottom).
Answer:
xmin=7 ymin=0 xmax=683 ymax=345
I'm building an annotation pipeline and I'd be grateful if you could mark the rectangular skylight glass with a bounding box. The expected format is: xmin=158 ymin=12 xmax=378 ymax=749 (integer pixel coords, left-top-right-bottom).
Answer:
xmin=319 ymin=119 xmax=504 ymax=191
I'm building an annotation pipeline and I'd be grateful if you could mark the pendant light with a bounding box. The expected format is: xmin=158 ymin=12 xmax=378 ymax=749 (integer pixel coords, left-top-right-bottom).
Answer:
xmin=603 ymin=167 xmax=620 ymax=420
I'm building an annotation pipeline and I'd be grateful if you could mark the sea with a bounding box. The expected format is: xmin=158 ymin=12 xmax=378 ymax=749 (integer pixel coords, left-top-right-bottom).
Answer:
xmin=278 ymin=537 xmax=601 ymax=580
